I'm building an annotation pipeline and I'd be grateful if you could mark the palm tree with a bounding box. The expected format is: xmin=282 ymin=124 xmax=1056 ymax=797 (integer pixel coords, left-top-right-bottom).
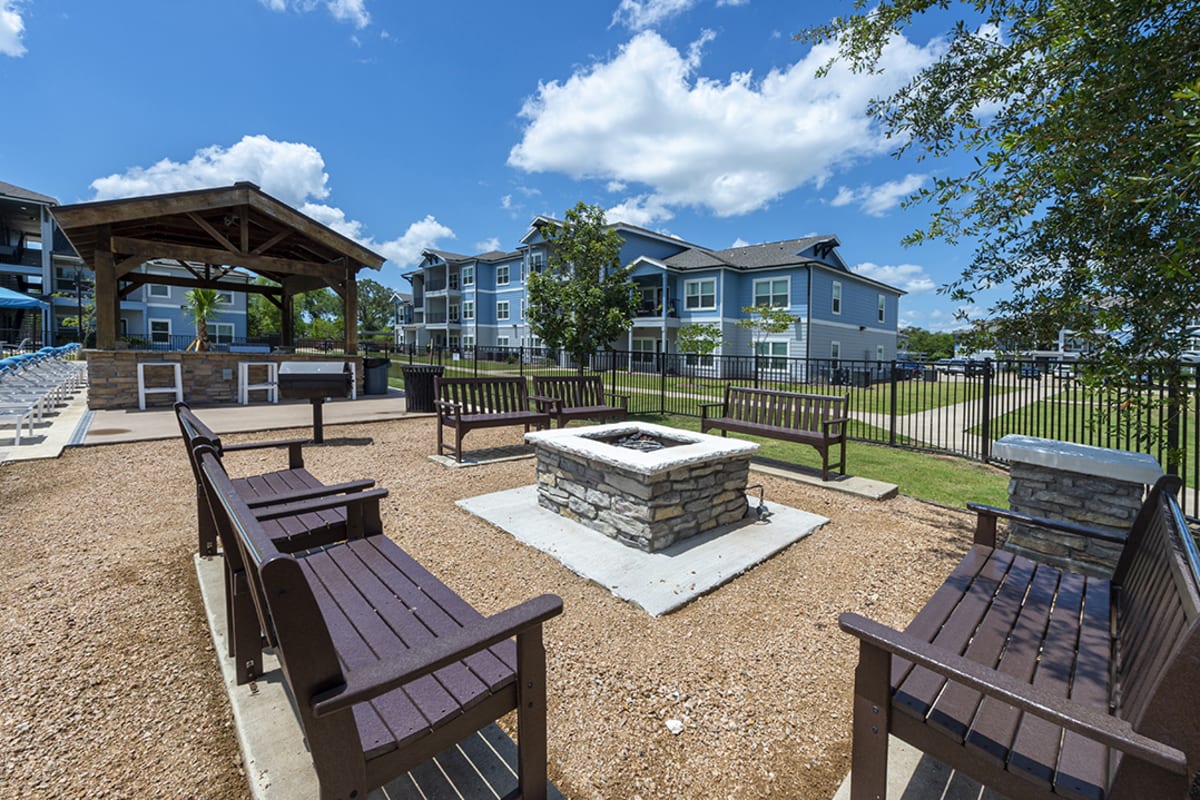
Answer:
xmin=184 ymin=288 xmax=221 ymax=352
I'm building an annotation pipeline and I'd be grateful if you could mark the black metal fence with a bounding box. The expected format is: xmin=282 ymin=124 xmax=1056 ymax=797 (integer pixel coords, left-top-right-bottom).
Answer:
xmin=390 ymin=345 xmax=1200 ymax=514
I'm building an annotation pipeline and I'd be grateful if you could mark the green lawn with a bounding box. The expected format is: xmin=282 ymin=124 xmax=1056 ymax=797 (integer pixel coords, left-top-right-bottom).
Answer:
xmin=638 ymin=413 xmax=1009 ymax=509
xmin=980 ymin=395 xmax=1188 ymax=456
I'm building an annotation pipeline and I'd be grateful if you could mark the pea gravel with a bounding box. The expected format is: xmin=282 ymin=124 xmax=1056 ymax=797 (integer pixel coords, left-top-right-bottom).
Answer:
xmin=0 ymin=417 xmax=979 ymax=799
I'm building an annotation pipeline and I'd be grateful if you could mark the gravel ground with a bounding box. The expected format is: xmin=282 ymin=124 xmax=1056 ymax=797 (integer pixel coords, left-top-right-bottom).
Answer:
xmin=0 ymin=416 xmax=979 ymax=799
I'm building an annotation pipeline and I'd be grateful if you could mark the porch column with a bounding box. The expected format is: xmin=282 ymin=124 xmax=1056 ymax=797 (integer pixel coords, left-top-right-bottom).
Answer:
xmin=343 ymin=270 xmax=358 ymax=354
xmin=93 ymin=227 xmax=117 ymax=350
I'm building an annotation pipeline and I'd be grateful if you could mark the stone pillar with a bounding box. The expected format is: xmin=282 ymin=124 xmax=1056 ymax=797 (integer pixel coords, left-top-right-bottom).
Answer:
xmin=992 ymin=435 xmax=1163 ymax=577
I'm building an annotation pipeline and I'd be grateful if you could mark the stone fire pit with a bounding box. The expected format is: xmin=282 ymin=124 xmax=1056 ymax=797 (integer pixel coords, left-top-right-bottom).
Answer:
xmin=525 ymin=422 xmax=758 ymax=552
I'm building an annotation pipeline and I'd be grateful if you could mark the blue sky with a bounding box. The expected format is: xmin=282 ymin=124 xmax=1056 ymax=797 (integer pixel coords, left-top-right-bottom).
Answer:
xmin=0 ymin=0 xmax=994 ymax=332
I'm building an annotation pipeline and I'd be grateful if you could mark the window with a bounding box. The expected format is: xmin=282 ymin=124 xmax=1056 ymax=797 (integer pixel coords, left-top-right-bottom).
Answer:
xmin=754 ymin=278 xmax=789 ymax=308
xmin=448 ymin=335 xmax=459 ymax=349
xmin=496 ymin=266 xmax=509 ymax=286
xmin=497 ymin=300 xmax=509 ymax=321
xmin=755 ymin=340 xmax=789 ymax=370
xmin=876 ymin=345 xmax=885 ymax=361
xmin=877 ymin=294 xmax=886 ymax=323
xmin=529 ymin=252 xmax=545 ymax=272
xmin=462 ymin=266 xmax=474 ymax=286
xmin=831 ymin=341 xmax=841 ymax=360
xmin=211 ymin=322 xmax=234 ymax=345
xmin=449 ymin=271 xmax=459 ymax=290
xmin=448 ymin=303 xmax=460 ymax=322
xmin=150 ymin=319 xmax=171 ymax=344
xmin=520 ymin=299 xmax=526 ymax=320
xmin=684 ymin=279 xmax=716 ymax=310
xmin=832 ymin=282 xmax=842 ymax=315
xmin=463 ymin=301 xmax=475 ymax=320
xmin=497 ymin=336 xmax=509 ymax=348
xmin=149 ymin=283 xmax=170 ymax=299
xmin=462 ymin=334 xmax=475 ymax=348
xmin=216 ymin=290 xmax=233 ymax=305
xmin=632 ymin=338 xmax=659 ymax=367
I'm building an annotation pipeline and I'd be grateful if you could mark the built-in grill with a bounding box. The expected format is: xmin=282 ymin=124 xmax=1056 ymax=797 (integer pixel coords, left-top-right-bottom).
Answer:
xmin=277 ymin=361 xmax=353 ymax=443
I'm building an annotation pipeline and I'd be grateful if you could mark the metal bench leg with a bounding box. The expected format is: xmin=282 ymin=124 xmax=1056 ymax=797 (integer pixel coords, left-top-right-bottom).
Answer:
xmin=850 ymin=640 xmax=890 ymax=800
xmin=515 ymin=625 xmax=549 ymax=800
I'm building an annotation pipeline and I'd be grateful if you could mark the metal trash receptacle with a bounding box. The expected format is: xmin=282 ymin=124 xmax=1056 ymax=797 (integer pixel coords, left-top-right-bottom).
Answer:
xmin=923 ymin=368 xmax=938 ymax=382
xmin=363 ymin=357 xmax=391 ymax=395
xmin=851 ymin=370 xmax=872 ymax=388
xmin=400 ymin=364 xmax=444 ymax=412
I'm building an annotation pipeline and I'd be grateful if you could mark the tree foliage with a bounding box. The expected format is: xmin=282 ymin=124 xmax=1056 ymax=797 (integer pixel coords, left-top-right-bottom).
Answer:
xmin=736 ymin=305 xmax=797 ymax=352
xmin=183 ymin=288 xmax=221 ymax=351
xmin=900 ymin=326 xmax=956 ymax=360
xmin=525 ymin=201 xmax=639 ymax=370
xmin=357 ymin=278 xmax=395 ymax=332
xmin=676 ymin=322 xmax=725 ymax=356
xmin=801 ymin=1 xmax=1200 ymax=368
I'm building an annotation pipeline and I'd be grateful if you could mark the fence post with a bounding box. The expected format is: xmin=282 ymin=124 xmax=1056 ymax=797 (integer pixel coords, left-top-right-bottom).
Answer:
xmin=1166 ymin=367 xmax=1181 ymax=477
xmin=889 ymin=360 xmax=898 ymax=447
xmin=519 ymin=346 xmax=525 ymax=378
xmin=660 ymin=342 xmax=668 ymax=415
xmin=980 ymin=359 xmax=993 ymax=461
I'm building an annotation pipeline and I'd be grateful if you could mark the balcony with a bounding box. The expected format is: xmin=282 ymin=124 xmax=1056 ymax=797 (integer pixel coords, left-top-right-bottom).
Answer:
xmin=635 ymin=299 xmax=679 ymax=318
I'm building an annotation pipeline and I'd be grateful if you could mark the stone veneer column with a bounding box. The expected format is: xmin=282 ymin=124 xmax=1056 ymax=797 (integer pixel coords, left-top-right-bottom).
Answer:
xmin=991 ymin=435 xmax=1163 ymax=577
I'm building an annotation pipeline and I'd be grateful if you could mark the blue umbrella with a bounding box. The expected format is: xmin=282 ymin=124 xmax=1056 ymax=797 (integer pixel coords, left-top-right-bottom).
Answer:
xmin=0 ymin=286 xmax=47 ymax=309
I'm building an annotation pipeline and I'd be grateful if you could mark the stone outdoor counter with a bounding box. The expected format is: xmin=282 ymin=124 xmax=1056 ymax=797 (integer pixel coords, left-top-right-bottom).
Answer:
xmin=992 ymin=434 xmax=1164 ymax=576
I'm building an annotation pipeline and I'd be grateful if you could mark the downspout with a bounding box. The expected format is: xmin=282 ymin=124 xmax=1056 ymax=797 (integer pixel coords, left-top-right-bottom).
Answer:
xmin=806 ymin=267 xmax=812 ymax=361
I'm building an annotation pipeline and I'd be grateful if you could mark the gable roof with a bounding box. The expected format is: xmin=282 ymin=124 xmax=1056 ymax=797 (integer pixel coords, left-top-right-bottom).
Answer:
xmin=0 ymin=180 xmax=57 ymax=206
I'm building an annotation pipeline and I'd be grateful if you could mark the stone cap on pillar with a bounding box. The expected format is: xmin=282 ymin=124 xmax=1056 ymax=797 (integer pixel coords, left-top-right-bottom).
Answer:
xmin=993 ymin=434 xmax=1163 ymax=485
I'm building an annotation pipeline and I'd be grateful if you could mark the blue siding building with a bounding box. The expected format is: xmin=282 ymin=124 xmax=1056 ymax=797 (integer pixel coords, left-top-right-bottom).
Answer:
xmin=401 ymin=217 xmax=902 ymax=366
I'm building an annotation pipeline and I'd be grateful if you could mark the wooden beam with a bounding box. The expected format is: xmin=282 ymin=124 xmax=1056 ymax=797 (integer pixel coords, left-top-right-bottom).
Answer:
xmin=109 ymin=235 xmax=345 ymax=280
xmin=51 ymin=185 xmax=247 ymax=229
xmin=240 ymin=213 xmax=250 ymax=254
xmin=251 ymin=228 xmax=291 ymax=255
xmin=186 ymin=211 xmax=239 ymax=253
xmin=119 ymin=272 xmax=283 ymax=297
xmin=94 ymin=227 xmax=117 ymax=350
xmin=247 ymin=192 xmax=384 ymax=269
xmin=114 ymin=255 xmax=146 ymax=278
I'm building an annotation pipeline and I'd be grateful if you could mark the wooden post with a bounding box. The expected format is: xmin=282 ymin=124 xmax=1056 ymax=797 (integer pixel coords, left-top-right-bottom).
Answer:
xmin=850 ymin=640 xmax=890 ymax=800
xmin=516 ymin=625 xmax=549 ymax=800
xmin=94 ymin=227 xmax=117 ymax=350
xmin=343 ymin=269 xmax=358 ymax=354
xmin=280 ymin=287 xmax=294 ymax=348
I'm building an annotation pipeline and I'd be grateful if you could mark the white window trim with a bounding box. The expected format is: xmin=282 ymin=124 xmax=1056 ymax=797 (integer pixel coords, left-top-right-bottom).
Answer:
xmin=684 ymin=278 xmax=716 ymax=311
xmin=148 ymin=283 xmax=171 ymax=298
xmin=831 ymin=340 xmax=841 ymax=359
xmin=149 ymin=318 xmax=172 ymax=342
xmin=462 ymin=266 xmax=475 ymax=286
xmin=876 ymin=344 xmax=885 ymax=361
xmin=211 ymin=322 xmax=234 ymax=344
xmin=462 ymin=301 xmax=475 ymax=320
xmin=832 ymin=281 xmax=842 ymax=316
xmin=753 ymin=276 xmax=790 ymax=308
xmin=496 ymin=266 xmax=510 ymax=286
xmin=497 ymin=336 xmax=510 ymax=348
xmin=216 ymin=290 xmax=234 ymax=305
xmin=877 ymin=294 xmax=886 ymax=324
xmin=497 ymin=300 xmax=510 ymax=321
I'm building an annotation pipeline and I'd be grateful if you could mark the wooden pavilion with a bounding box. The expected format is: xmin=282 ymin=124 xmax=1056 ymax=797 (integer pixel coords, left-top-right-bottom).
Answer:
xmin=50 ymin=182 xmax=387 ymax=410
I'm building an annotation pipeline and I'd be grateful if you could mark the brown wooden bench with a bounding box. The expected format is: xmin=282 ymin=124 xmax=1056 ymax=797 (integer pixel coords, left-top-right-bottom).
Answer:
xmin=699 ymin=386 xmax=849 ymax=480
xmin=435 ymin=376 xmax=551 ymax=462
xmin=195 ymin=445 xmax=563 ymax=800
xmin=531 ymin=374 xmax=628 ymax=428
xmin=840 ymin=475 xmax=1200 ymax=799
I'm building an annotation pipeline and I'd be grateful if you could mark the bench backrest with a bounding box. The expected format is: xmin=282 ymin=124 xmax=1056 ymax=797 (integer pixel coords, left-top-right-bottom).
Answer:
xmin=1111 ymin=476 xmax=1200 ymax=765
xmin=435 ymin=376 xmax=530 ymax=413
xmin=724 ymin=386 xmax=848 ymax=433
xmin=531 ymin=374 xmax=605 ymax=408
xmin=175 ymin=402 xmax=223 ymax=486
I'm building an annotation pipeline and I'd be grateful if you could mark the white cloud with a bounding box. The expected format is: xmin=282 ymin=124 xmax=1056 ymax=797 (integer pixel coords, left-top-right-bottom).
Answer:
xmin=730 ymin=237 xmax=750 ymax=248
xmin=606 ymin=180 xmax=627 ymax=193
xmin=0 ymin=1 xmax=26 ymax=57
xmin=510 ymin=30 xmax=939 ymax=218
xmin=606 ymin=194 xmax=675 ymax=227
xmin=830 ymin=173 xmax=926 ymax=216
xmin=851 ymin=261 xmax=937 ymax=294
xmin=373 ymin=216 xmax=456 ymax=266
xmin=259 ymin=0 xmax=370 ymax=28
xmin=611 ymin=0 xmax=698 ymax=31
xmin=475 ymin=237 xmax=503 ymax=252
xmin=91 ymin=135 xmax=331 ymax=207
xmin=716 ymin=0 xmax=748 ymax=6
xmin=88 ymin=134 xmax=452 ymax=269
xmin=500 ymin=194 xmax=513 ymax=209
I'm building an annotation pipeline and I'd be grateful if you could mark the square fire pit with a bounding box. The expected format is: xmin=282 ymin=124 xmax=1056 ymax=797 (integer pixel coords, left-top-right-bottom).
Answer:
xmin=525 ymin=422 xmax=758 ymax=552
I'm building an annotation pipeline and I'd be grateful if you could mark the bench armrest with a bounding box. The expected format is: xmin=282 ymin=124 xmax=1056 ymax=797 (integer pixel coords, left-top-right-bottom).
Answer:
xmin=838 ymin=612 xmax=1188 ymax=776
xmin=528 ymin=394 xmax=561 ymax=413
xmin=967 ymin=503 xmax=1127 ymax=547
xmin=222 ymin=438 xmax=308 ymax=469
xmin=821 ymin=416 xmax=849 ymax=433
xmin=253 ymin=487 xmax=389 ymax=521
xmin=434 ymin=398 xmax=462 ymax=419
xmin=605 ymin=392 xmax=630 ymax=410
xmin=243 ymin=479 xmax=377 ymax=509
xmin=311 ymin=593 xmax=564 ymax=717
xmin=698 ymin=402 xmax=724 ymax=421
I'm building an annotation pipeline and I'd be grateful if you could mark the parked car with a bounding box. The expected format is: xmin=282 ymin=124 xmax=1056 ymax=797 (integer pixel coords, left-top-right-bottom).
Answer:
xmin=1018 ymin=363 xmax=1041 ymax=379
xmin=964 ymin=360 xmax=993 ymax=378
xmin=936 ymin=358 xmax=968 ymax=375
xmin=1051 ymin=363 xmax=1077 ymax=379
xmin=892 ymin=360 xmax=923 ymax=380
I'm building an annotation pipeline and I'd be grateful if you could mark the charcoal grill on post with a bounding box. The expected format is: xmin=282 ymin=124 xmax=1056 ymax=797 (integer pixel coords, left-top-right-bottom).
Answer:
xmin=277 ymin=361 xmax=353 ymax=443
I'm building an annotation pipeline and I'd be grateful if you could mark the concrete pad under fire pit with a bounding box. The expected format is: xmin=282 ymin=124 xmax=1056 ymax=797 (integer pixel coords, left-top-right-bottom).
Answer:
xmin=458 ymin=484 xmax=828 ymax=616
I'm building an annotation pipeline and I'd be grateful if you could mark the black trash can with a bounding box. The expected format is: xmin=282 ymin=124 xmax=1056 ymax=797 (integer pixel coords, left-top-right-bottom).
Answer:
xmin=400 ymin=364 xmax=444 ymax=412
xmin=923 ymin=368 xmax=939 ymax=382
xmin=851 ymin=370 xmax=872 ymax=388
xmin=363 ymin=357 xmax=391 ymax=395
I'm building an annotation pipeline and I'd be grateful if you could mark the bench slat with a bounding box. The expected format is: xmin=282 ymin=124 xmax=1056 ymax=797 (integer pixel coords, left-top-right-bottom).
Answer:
xmin=1054 ymin=576 xmax=1112 ymax=800
xmin=349 ymin=538 xmax=518 ymax=685
xmin=926 ymin=555 xmax=1038 ymax=741
xmin=894 ymin=548 xmax=1015 ymax=722
xmin=1006 ymin=570 xmax=1086 ymax=785
xmin=964 ymin=563 xmax=1063 ymax=764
